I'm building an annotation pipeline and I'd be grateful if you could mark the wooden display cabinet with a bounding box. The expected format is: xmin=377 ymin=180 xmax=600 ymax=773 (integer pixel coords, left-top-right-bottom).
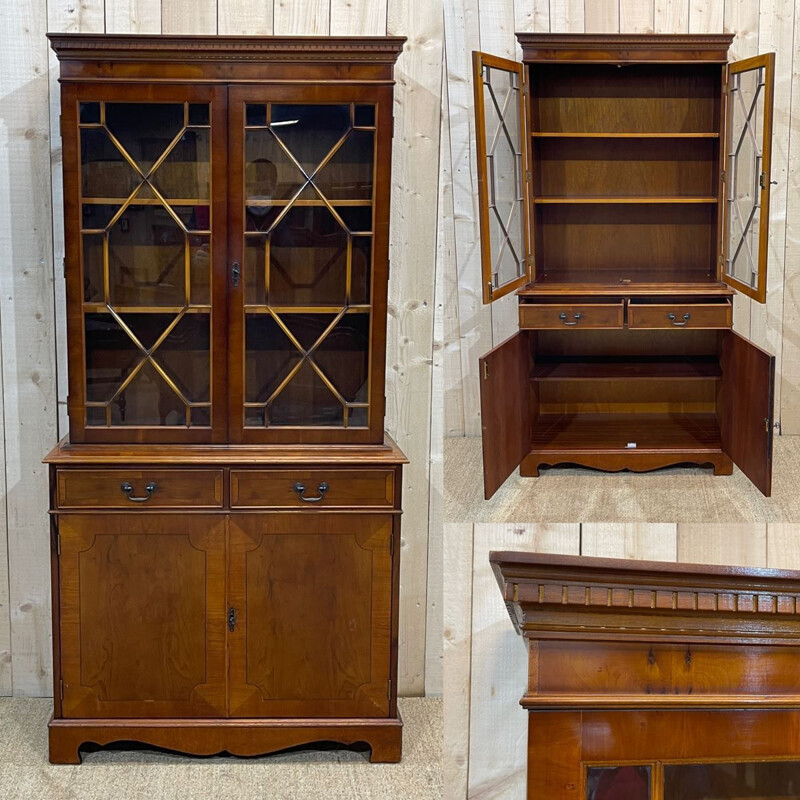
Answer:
xmin=44 ymin=34 xmax=407 ymax=764
xmin=491 ymin=551 xmax=800 ymax=800
xmin=473 ymin=35 xmax=777 ymax=498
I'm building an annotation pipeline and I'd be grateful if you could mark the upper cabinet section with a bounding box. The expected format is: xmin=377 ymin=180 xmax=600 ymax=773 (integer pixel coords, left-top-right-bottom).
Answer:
xmin=48 ymin=35 xmax=405 ymax=446
xmin=474 ymin=34 xmax=774 ymax=304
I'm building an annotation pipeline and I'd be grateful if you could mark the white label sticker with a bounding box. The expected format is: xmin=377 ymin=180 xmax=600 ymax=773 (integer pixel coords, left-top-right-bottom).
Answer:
xmin=626 ymin=442 xmax=637 ymax=449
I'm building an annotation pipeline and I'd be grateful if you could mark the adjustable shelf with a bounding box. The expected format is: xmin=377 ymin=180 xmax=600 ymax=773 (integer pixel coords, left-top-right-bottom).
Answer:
xmin=532 ymin=132 xmax=720 ymax=138
xmin=531 ymin=412 xmax=722 ymax=453
xmin=531 ymin=356 xmax=722 ymax=382
xmin=533 ymin=196 xmax=718 ymax=204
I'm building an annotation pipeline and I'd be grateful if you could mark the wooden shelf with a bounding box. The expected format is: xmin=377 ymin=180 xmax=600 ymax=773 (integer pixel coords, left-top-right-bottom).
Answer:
xmin=533 ymin=196 xmax=718 ymax=204
xmin=531 ymin=413 xmax=722 ymax=452
xmin=531 ymin=356 xmax=722 ymax=382
xmin=532 ymin=132 xmax=720 ymax=139
xmin=524 ymin=270 xmax=726 ymax=294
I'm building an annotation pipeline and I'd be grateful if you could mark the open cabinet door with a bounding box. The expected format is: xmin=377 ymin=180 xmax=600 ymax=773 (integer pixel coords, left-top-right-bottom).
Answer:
xmin=473 ymin=51 xmax=532 ymax=304
xmin=720 ymin=331 xmax=775 ymax=496
xmin=480 ymin=331 xmax=533 ymax=499
xmin=722 ymin=53 xmax=775 ymax=303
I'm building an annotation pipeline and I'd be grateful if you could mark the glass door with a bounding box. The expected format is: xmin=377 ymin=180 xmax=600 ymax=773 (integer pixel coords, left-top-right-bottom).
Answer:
xmin=722 ymin=53 xmax=775 ymax=304
xmin=228 ymin=86 xmax=391 ymax=444
xmin=66 ymin=84 xmax=228 ymax=443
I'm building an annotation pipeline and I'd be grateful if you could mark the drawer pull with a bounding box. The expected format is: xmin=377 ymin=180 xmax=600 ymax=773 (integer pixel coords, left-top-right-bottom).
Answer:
xmin=120 ymin=481 xmax=157 ymax=503
xmin=667 ymin=312 xmax=691 ymax=327
xmin=293 ymin=481 xmax=329 ymax=503
xmin=559 ymin=312 xmax=582 ymax=326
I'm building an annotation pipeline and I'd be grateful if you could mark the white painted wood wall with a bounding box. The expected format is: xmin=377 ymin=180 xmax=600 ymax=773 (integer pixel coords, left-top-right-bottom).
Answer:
xmin=442 ymin=0 xmax=800 ymax=438
xmin=0 ymin=0 xmax=443 ymax=698
xmin=444 ymin=522 xmax=800 ymax=799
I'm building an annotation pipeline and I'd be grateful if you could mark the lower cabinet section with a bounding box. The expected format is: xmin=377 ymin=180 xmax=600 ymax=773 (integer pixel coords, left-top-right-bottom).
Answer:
xmin=228 ymin=514 xmax=393 ymax=718
xmin=49 ymin=466 xmax=403 ymax=764
xmin=58 ymin=514 xmax=228 ymax=719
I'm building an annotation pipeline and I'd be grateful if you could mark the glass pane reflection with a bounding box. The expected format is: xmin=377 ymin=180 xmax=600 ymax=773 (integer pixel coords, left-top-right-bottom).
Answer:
xmin=587 ymin=766 xmax=651 ymax=800
xmin=664 ymin=761 xmax=800 ymax=799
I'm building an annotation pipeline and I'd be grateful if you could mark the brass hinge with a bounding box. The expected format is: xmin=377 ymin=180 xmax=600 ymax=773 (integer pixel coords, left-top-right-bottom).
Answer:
xmin=525 ymin=170 xmax=532 ymax=182
xmin=59 ymin=679 xmax=64 ymax=700
xmin=720 ymin=170 xmax=726 ymax=183
xmin=487 ymin=281 xmax=493 ymax=300
xmin=766 ymin=417 xmax=771 ymax=433
xmin=760 ymin=172 xmax=767 ymax=190
xmin=54 ymin=530 xmax=60 ymax=556
xmin=387 ymin=678 xmax=392 ymax=699
xmin=482 ymin=361 xmax=489 ymax=381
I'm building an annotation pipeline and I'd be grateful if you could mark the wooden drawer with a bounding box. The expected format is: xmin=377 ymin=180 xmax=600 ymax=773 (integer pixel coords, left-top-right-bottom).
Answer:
xmin=57 ymin=469 xmax=224 ymax=509
xmin=519 ymin=303 xmax=624 ymax=329
xmin=628 ymin=301 xmax=732 ymax=329
xmin=230 ymin=469 xmax=395 ymax=508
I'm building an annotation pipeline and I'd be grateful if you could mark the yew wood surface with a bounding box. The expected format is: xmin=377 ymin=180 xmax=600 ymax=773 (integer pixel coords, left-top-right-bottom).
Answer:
xmin=719 ymin=330 xmax=775 ymax=497
xmin=58 ymin=514 xmax=228 ymax=719
xmin=491 ymin=553 xmax=800 ymax=798
xmin=227 ymin=514 xmax=394 ymax=719
xmin=479 ymin=331 xmax=534 ymax=500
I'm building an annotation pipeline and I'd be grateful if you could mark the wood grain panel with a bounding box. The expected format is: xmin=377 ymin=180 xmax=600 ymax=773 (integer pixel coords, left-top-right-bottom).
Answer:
xmin=58 ymin=514 xmax=227 ymax=718
xmin=228 ymin=514 xmax=392 ymax=718
xmin=274 ymin=0 xmax=330 ymax=34
xmin=388 ymin=0 xmax=442 ymax=696
xmin=3 ymin=0 xmax=60 ymax=698
xmin=581 ymin=523 xmax=678 ymax=562
xmin=230 ymin=469 xmax=394 ymax=508
xmin=678 ymin=523 xmax=767 ymax=566
xmin=468 ymin=524 xmax=579 ymax=799
xmin=105 ymin=0 xmax=161 ymax=32
xmin=161 ymin=0 xmax=217 ymax=33
xmin=58 ymin=469 xmax=224 ymax=509
xmin=443 ymin=524 xmax=474 ymax=800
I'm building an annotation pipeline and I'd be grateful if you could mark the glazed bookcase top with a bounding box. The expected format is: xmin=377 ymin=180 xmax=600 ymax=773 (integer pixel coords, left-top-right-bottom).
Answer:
xmin=46 ymin=34 xmax=407 ymax=64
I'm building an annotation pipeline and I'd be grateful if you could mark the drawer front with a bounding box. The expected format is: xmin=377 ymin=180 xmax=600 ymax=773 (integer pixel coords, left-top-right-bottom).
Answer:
xmin=519 ymin=303 xmax=624 ymax=330
xmin=628 ymin=303 xmax=732 ymax=330
xmin=57 ymin=469 xmax=224 ymax=509
xmin=231 ymin=469 xmax=395 ymax=509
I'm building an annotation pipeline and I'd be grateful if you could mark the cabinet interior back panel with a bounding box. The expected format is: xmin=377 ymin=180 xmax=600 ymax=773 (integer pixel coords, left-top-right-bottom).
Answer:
xmin=536 ymin=204 xmax=718 ymax=274
xmin=529 ymin=64 xmax=722 ymax=134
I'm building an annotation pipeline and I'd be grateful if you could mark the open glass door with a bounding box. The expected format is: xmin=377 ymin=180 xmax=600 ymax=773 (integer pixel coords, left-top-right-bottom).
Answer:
xmin=722 ymin=53 xmax=775 ymax=303
xmin=472 ymin=52 xmax=531 ymax=304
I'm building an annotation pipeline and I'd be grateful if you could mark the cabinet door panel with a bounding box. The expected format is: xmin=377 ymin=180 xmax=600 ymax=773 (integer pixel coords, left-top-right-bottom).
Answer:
xmin=227 ymin=85 xmax=392 ymax=445
xmin=722 ymin=53 xmax=775 ymax=303
xmin=58 ymin=514 xmax=227 ymax=718
xmin=229 ymin=514 xmax=393 ymax=718
xmin=719 ymin=330 xmax=775 ymax=496
xmin=473 ymin=51 xmax=532 ymax=304
xmin=64 ymin=83 xmax=228 ymax=444
xmin=480 ymin=331 xmax=534 ymax=499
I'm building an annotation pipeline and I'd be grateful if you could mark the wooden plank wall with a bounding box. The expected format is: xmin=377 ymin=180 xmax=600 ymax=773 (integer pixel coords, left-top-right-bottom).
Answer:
xmin=444 ymin=521 xmax=800 ymax=799
xmin=0 ymin=0 xmax=443 ymax=697
xmin=442 ymin=0 xmax=800 ymax=437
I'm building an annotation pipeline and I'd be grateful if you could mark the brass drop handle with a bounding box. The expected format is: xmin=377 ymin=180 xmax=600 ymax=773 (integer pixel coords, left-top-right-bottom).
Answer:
xmin=668 ymin=312 xmax=691 ymax=327
xmin=559 ymin=312 xmax=582 ymax=326
xmin=294 ymin=481 xmax=329 ymax=503
xmin=120 ymin=481 xmax=157 ymax=502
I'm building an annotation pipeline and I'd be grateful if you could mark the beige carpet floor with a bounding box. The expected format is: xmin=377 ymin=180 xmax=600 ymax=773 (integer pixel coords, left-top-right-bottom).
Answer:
xmin=444 ymin=436 xmax=800 ymax=522
xmin=0 ymin=698 xmax=442 ymax=800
